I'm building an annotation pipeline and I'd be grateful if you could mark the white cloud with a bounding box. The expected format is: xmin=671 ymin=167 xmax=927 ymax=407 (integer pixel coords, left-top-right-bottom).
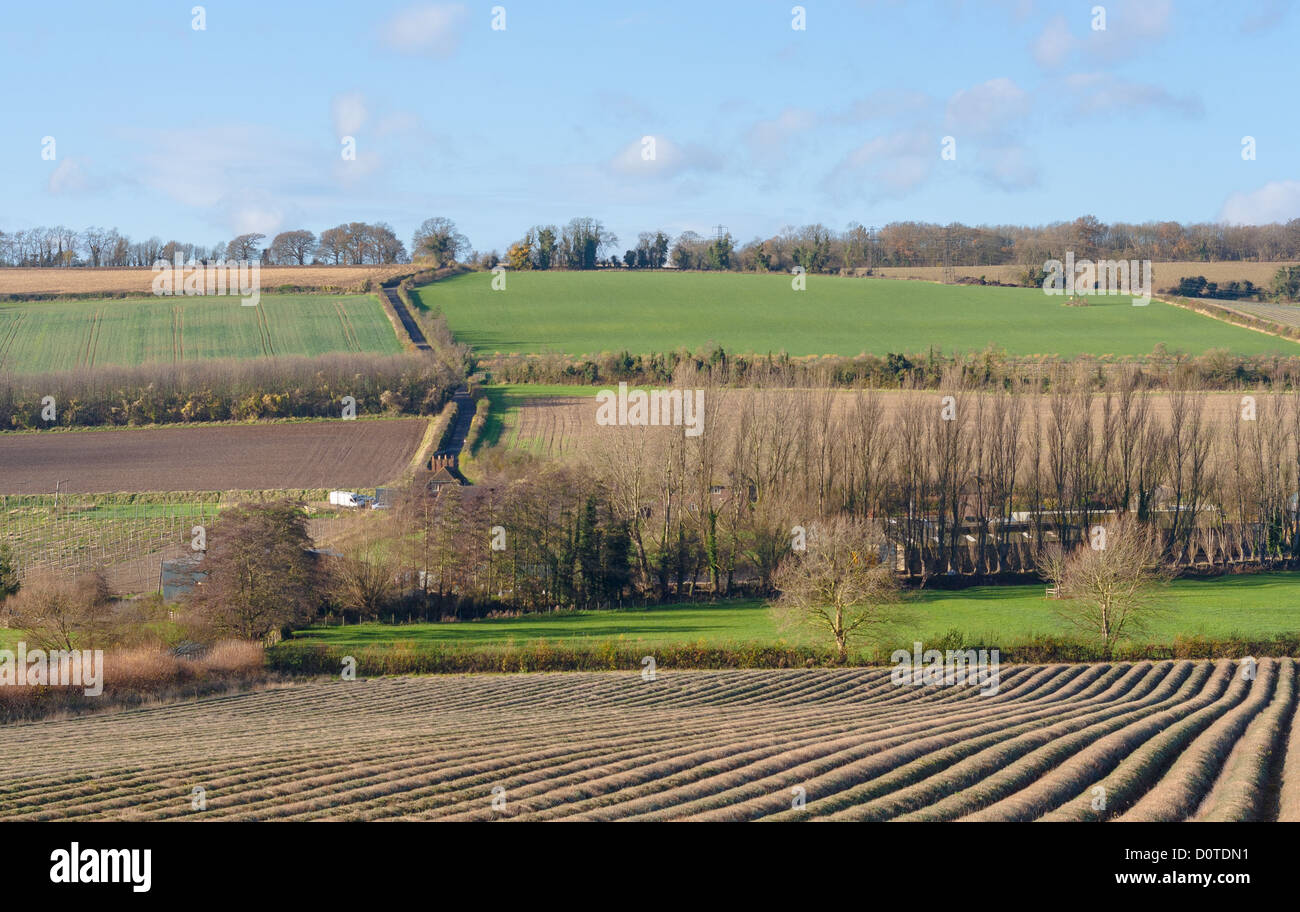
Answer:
xmin=594 ymin=92 xmax=658 ymax=124
xmin=229 ymin=204 xmax=285 ymax=237
xmin=1064 ymin=72 xmax=1202 ymax=117
xmin=376 ymin=111 xmax=423 ymax=137
xmin=823 ymin=77 xmax=1038 ymax=201
xmin=977 ymin=144 xmax=1039 ymax=191
xmin=125 ymin=125 xmax=328 ymax=235
xmin=1220 ymin=181 xmax=1300 ymax=225
xmin=944 ymin=77 xmax=1031 ymax=139
xmin=378 ymin=3 xmax=468 ymax=58
xmin=826 ymin=128 xmax=935 ymax=200
xmin=745 ymin=108 xmax=816 ymax=162
xmin=1126 ymin=0 xmax=1174 ymax=40
xmin=1032 ymin=1 xmax=1173 ymax=68
xmin=609 ymin=135 xmax=720 ymax=180
xmin=47 ymin=157 xmax=96 ymax=195
xmin=331 ymin=91 xmax=368 ymax=138
xmin=134 ymin=125 xmax=269 ymax=209
xmin=836 ymin=88 xmax=934 ymax=124
xmin=1032 ymin=15 xmax=1073 ymax=68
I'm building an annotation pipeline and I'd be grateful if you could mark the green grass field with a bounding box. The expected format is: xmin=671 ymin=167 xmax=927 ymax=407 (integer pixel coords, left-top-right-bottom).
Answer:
xmin=0 ymin=294 xmax=402 ymax=373
xmin=415 ymin=271 xmax=1295 ymax=359
xmin=291 ymin=573 xmax=1300 ymax=652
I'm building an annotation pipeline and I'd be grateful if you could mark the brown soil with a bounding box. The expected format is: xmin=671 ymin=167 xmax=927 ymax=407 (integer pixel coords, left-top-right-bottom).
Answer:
xmin=0 ymin=419 xmax=429 ymax=493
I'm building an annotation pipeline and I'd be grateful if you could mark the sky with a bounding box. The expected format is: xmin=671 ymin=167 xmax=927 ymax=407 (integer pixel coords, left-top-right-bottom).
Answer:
xmin=1 ymin=0 xmax=1297 ymax=255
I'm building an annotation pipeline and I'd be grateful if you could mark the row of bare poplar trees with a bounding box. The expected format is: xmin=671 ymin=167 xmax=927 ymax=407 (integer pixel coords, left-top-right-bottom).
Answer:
xmin=584 ymin=364 xmax=1300 ymax=590
xmin=374 ymin=365 xmax=1300 ymax=610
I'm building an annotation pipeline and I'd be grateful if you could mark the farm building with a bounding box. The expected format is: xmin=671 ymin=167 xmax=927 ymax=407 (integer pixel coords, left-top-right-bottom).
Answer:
xmin=427 ymin=466 xmax=465 ymax=493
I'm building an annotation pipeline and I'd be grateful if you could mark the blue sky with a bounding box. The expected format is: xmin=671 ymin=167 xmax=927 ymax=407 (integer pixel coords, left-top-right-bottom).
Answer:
xmin=1 ymin=0 xmax=1297 ymax=255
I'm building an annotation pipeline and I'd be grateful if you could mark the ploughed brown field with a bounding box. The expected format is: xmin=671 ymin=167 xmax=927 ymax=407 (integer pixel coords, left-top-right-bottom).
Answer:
xmin=2 ymin=661 xmax=1297 ymax=820
xmin=0 ymin=265 xmax=413 ymax=297
xmin=0 ymin=419 xmax=427 ymax=493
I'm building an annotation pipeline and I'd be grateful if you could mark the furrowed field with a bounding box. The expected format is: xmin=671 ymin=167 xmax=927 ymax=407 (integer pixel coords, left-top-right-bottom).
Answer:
xmin=873 ymin=261 xmax=1299 ymax=289
xmin=0 ymin=418 xmax=430 ymax=494
xmin=415 ymin=271 xmax=1295 ymax=359
xmin=0 ymin=293 xmax=402 ymax=373
xmin=3 ymin=660 xmax=1298 ymax=820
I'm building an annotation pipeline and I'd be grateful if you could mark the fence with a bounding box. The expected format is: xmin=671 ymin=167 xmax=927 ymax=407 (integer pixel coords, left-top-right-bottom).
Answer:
xmin=0 ymin=494 xmax=222 ymax=593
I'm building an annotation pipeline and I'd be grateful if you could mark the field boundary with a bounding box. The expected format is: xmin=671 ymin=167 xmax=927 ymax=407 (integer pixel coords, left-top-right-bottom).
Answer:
xmin=1160 ymin=295 xmax=1300 ymax=344
xmin=401 ymin=412 xmax=448 ymax=479
xmin=0 ymin=265 xmax=420 ymax=300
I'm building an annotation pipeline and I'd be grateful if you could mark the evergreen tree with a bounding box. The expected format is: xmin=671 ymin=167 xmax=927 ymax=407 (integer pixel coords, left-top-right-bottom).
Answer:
xmin=0 ymin=543 xmax=19 ymax=600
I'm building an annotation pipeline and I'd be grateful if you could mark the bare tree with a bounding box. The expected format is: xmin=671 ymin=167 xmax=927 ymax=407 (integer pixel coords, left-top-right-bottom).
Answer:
xmin=226 ymin=233 xmax=266 ymax=261
xmin=1040 ymin=515 xmax=1170 ymax=653
xmin=185 ymin=502 xmax=321 ymax=640
xmin=6 ymin=570 xmax=117 ymax=651
xmin=771 ymin=517 xmax=902 ymax=662
xmin=81 ymin=227 xmax=109 ymax=266
xmin=331 ymin=541 xmax=399 ymax=622
xmin=316 ymin=226 xmax=348 ymax=264
xmin=268 ymin=229 xmax=317 ymax=265
xmin=369 ymin=222 xmax=408 ymax=263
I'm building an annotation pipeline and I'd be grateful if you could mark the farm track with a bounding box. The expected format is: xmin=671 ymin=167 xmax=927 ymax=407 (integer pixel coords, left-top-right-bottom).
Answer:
xmin=334 ymin=301 xmax=361 ymax=351
xmin=77 ymin=309 xmax=103 ymax=368
xmin=255 ymin=303 xmax=275 ymax=356
xmin=381 ymin=287 xmax=432 ymax=351
xmin=2 ymin=662 xmax=1296 ymax=821
xmin=171 ymin=305 xmax=184 ymax=362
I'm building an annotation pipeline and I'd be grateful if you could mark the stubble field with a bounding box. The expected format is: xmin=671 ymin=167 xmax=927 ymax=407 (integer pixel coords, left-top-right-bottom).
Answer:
xmin=480 ymin=385 xmax=1285 ymax=462
xmin=0 ymin=265 xmax=412 ymax=297
xmin=2 ymin=660 xmax=1296 ymax=821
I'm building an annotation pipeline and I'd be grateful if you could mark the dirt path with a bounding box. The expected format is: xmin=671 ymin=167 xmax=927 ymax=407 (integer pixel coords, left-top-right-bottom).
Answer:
xmin=440 ymin=388 xmax=475 ymax=456
xmin=381 ymin=287 xmax=432 ymax=351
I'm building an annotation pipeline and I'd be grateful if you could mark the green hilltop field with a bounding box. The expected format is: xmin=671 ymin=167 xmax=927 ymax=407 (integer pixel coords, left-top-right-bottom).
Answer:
xmin=0 ymin=293 xmax=403 ymax=373
xmin=415 ymin=270 xmax=1295 ymax=359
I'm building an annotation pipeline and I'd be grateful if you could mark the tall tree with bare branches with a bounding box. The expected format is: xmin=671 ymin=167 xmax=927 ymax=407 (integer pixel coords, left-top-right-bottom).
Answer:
xmin=1039 ymin=515 xmax=1169 ymax=653
xmin=771 ymin=518 xmax=902 ymax=662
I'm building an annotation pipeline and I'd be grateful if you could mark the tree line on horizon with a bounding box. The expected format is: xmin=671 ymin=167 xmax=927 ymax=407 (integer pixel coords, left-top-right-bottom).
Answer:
xmin=5 ymin=214 xmax=1300 ymax=273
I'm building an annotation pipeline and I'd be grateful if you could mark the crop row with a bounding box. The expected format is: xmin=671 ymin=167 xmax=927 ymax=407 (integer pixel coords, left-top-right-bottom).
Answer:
xmin=1 ymin=662 xmax=1295 ymax=821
